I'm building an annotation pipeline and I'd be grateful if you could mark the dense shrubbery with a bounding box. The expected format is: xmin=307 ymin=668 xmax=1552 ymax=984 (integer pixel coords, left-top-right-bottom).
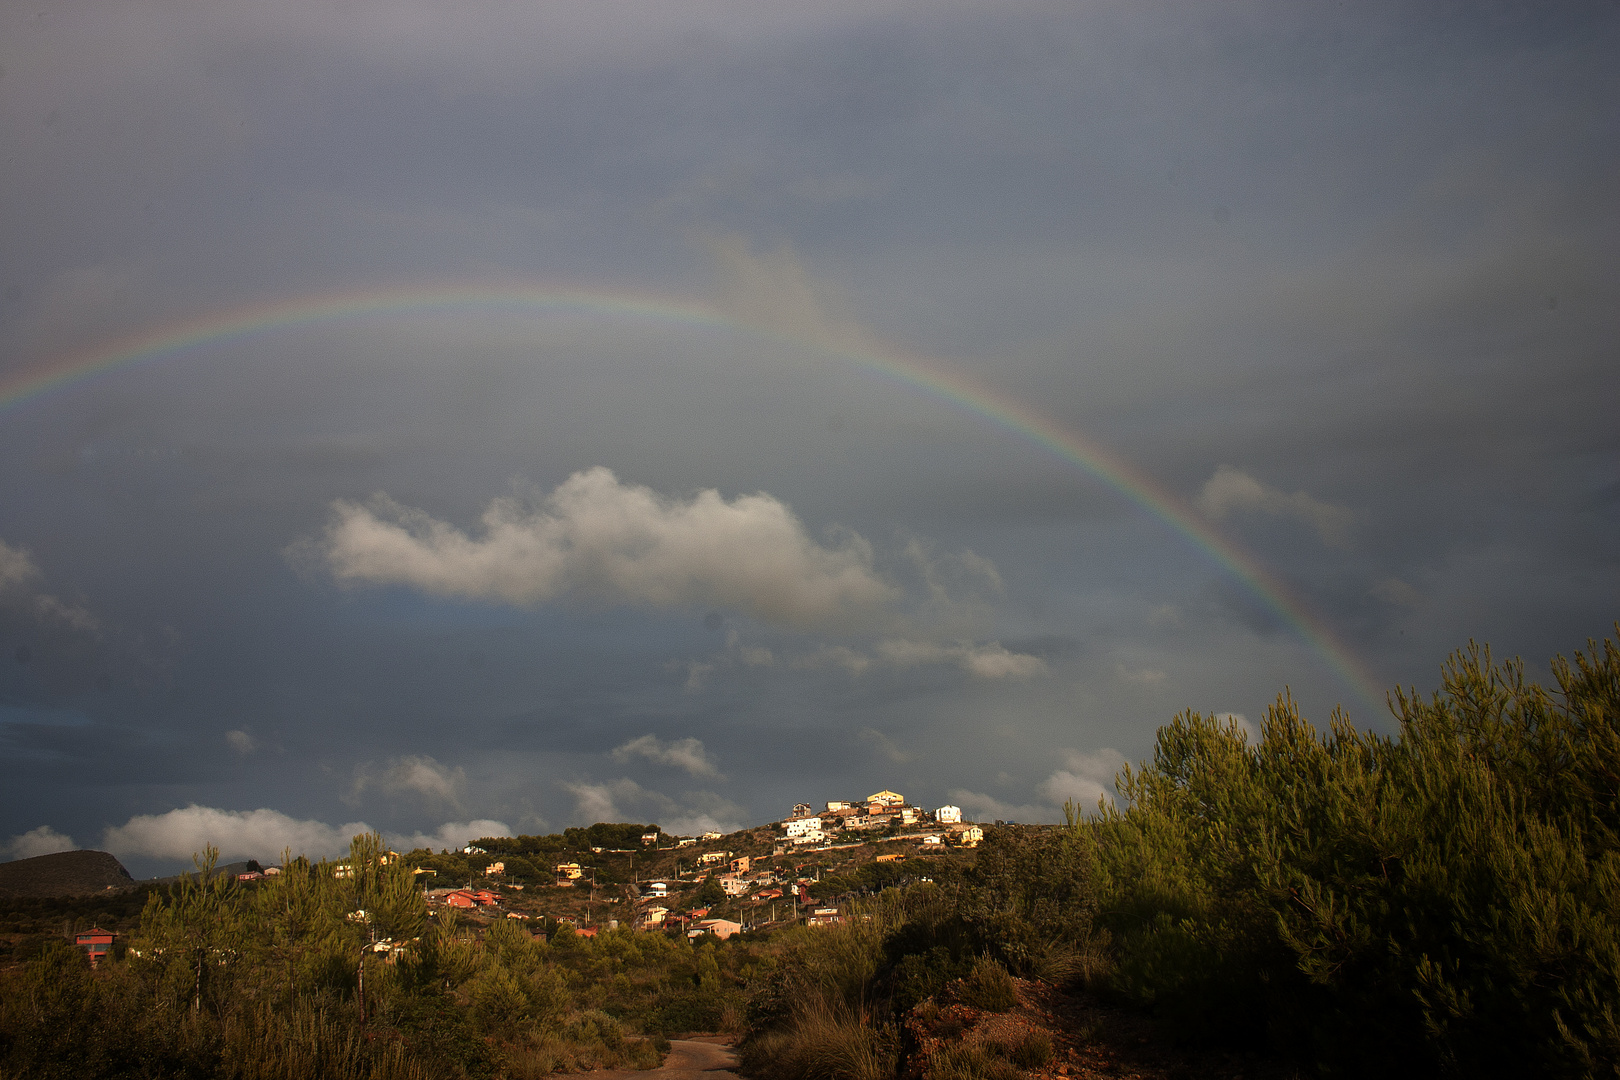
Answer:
xmin=1085 ymin=634 xmax=1620 ymax=1077
xmin=0 ymin=832 xmax=749 ymax=1078
xmin=739 ymin=828 xmax=1104 ymax=1078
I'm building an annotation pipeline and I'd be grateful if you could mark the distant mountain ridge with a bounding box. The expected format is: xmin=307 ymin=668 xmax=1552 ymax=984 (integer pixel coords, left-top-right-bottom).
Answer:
xmin=0 ymin=849 xmax=136 ymax=898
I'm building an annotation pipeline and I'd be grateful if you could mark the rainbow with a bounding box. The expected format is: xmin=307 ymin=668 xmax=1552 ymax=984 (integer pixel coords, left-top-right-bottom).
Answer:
xmin=1 ymin=282 xmax=1385 ymax=710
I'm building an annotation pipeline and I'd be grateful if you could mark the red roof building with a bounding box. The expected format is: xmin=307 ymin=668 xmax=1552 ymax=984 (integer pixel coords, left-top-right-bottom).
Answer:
xmin=75 ymin=927 xmax=116 ymax=967
xmin=444 ymin=890 xmax=477 ymax=908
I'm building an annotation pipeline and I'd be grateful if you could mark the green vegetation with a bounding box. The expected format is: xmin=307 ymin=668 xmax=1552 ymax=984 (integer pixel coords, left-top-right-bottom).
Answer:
xmin=1085 ymin=635 xmax=1620 ymax=1076
xmin=1 ymin=631 xmax=1613 ymax=1078
xmin=0 ymin=832 xmax=759 ymax=1079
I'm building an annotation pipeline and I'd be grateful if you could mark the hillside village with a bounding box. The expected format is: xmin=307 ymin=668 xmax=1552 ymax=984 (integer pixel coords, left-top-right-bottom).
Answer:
xmin=404 ymin=790 xmax=988 ymax=944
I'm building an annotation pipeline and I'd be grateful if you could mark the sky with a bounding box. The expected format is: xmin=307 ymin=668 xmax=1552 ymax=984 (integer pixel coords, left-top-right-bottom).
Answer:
xmin=1 ymin=0 xmax=1615 ymax=876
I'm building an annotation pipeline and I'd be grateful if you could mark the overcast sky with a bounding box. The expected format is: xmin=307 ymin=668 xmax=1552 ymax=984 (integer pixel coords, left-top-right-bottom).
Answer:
xmin=2 ymin=0 xmax=1615 ymax=875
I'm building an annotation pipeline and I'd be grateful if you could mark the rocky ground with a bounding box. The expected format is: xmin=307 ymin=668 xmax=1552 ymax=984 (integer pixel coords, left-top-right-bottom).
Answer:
xmin=904 ymin=978 xmax=1301 ymax=1080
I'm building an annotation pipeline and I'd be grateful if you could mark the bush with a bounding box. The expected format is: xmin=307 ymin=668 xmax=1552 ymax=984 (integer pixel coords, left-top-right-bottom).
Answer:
xmin=958 ymin=957 xmax=1018 ymax=1012
xmin=737 ymin=1001 xmax=898 ymax=1080
xmin=1086 ymin=632 xmax=1620 ymax=1077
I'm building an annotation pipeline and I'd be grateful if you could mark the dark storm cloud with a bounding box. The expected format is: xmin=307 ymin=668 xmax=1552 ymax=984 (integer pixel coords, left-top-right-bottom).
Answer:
xmin=0 ymin=0 xmax=1615 ymax=868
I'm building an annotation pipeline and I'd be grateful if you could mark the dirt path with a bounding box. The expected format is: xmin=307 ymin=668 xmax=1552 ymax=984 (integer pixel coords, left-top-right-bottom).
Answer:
xmin=591 ymin=1038 xmax=738 ymax=1079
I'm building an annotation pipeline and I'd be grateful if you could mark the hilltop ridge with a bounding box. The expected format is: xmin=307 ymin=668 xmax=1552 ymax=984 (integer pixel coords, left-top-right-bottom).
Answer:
xmin=0 ymin=850 xmax=135 ymax=898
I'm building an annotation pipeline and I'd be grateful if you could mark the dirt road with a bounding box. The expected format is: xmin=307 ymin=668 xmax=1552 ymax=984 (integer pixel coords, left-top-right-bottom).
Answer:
xmin=592 ymin=1038 xmax=738 ymax=1078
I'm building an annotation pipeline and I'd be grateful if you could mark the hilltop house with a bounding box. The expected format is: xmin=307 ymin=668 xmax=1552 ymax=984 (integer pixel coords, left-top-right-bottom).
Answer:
xmin=959 ymin=825 xmax=984 ymax=847
xmin=783 ymin=817 xmax=823 ymax=838
xmin=867 ymin=790 xmax=905 ymax=808
xmin=936 ymin=805 xmax=962 ymax=824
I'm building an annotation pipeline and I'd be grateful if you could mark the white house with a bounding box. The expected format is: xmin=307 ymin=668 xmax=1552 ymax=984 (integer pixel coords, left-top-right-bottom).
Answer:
xmin=784 ymin=817 xmax=824 ymax=838
xmin=936 ymin=805 xmax=962 ymax=824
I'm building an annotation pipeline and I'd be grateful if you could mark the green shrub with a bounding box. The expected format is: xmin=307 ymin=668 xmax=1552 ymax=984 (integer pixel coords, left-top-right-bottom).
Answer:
xmin=958 ymin=957 xmax=1018 ymax=1012
xmin=1084 ymin=632 xmax=1620 ymax=1077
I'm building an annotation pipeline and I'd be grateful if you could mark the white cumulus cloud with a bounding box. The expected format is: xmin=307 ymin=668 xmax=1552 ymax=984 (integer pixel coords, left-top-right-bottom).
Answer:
xmin=103 ymin=806 xmax=373 ymax=863
xmin=400 ymin=819 xmax=513 ymax=853
xmin=1196 ymin=465 xmax=1354 ymax=548
xmin=4 ymin=825 xmax=78 ymax=861
xmin=306 ymin=467 xmax=899 ymax=632
xmin=1037 ymin=749 xmax=1128 ymax=812
xmin=611 ymin=735 xmax=722 ymax=778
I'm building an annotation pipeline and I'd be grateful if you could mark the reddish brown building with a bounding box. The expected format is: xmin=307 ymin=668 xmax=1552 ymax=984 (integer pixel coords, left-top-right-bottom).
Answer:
xmin=75 ymin=927 xmax=116 ymax=967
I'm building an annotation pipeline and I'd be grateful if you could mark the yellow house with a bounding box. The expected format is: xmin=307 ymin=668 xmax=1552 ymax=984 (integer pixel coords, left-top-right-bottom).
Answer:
xmin=866 ymin=790 xmax=905 ymax=807
xmin=959 ymin=826 xmax=984 ymax=848
xmin=555 ymin=862 xmax=584 ymax=880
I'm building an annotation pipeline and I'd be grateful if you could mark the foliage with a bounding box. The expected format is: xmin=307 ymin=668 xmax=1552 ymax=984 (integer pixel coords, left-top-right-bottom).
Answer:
xmin=1082 ymin=632 xmax=1620 ymax=1078
xmin=0 ymin=833 xmax=689 ymax=1078
xmin=956 ymin=956 xmax=1018 ymax=1012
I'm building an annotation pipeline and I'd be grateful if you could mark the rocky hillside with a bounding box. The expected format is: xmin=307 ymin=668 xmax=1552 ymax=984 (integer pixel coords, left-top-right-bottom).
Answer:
xmin=0 ymin=850 xmax=135 ymax=898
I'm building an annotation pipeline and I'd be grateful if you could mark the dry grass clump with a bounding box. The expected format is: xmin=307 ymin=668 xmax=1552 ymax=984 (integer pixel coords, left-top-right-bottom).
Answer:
xmin=738 ymin=1001 xmax=897 ymax=1080
xmin=928 ymin=1043 xmax=1022 ymax=1080
xmin=957 ymin=957 xmax=1018 ymax=1013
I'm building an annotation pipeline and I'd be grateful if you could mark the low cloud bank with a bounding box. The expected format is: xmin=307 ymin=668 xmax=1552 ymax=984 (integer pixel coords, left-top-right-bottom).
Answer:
xmin=99 ymin=806 xmax=512 ymax=863
xmin=1197 ymin=465 xmax=1353 ymax=548
xmin=400 ymin=819 xmax=513 ymax=853
xmin=3 ymin=825 xmax=78 ymax=861
xmin=103 ymin=806 xmax=372 ymax=863
xmin=307 ymin=467 xmax=899 ymax=632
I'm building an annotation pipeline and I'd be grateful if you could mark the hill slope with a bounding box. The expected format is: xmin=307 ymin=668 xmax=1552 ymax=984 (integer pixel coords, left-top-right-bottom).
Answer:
xmin=0 ymin=850 xmax=135 ymax=898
